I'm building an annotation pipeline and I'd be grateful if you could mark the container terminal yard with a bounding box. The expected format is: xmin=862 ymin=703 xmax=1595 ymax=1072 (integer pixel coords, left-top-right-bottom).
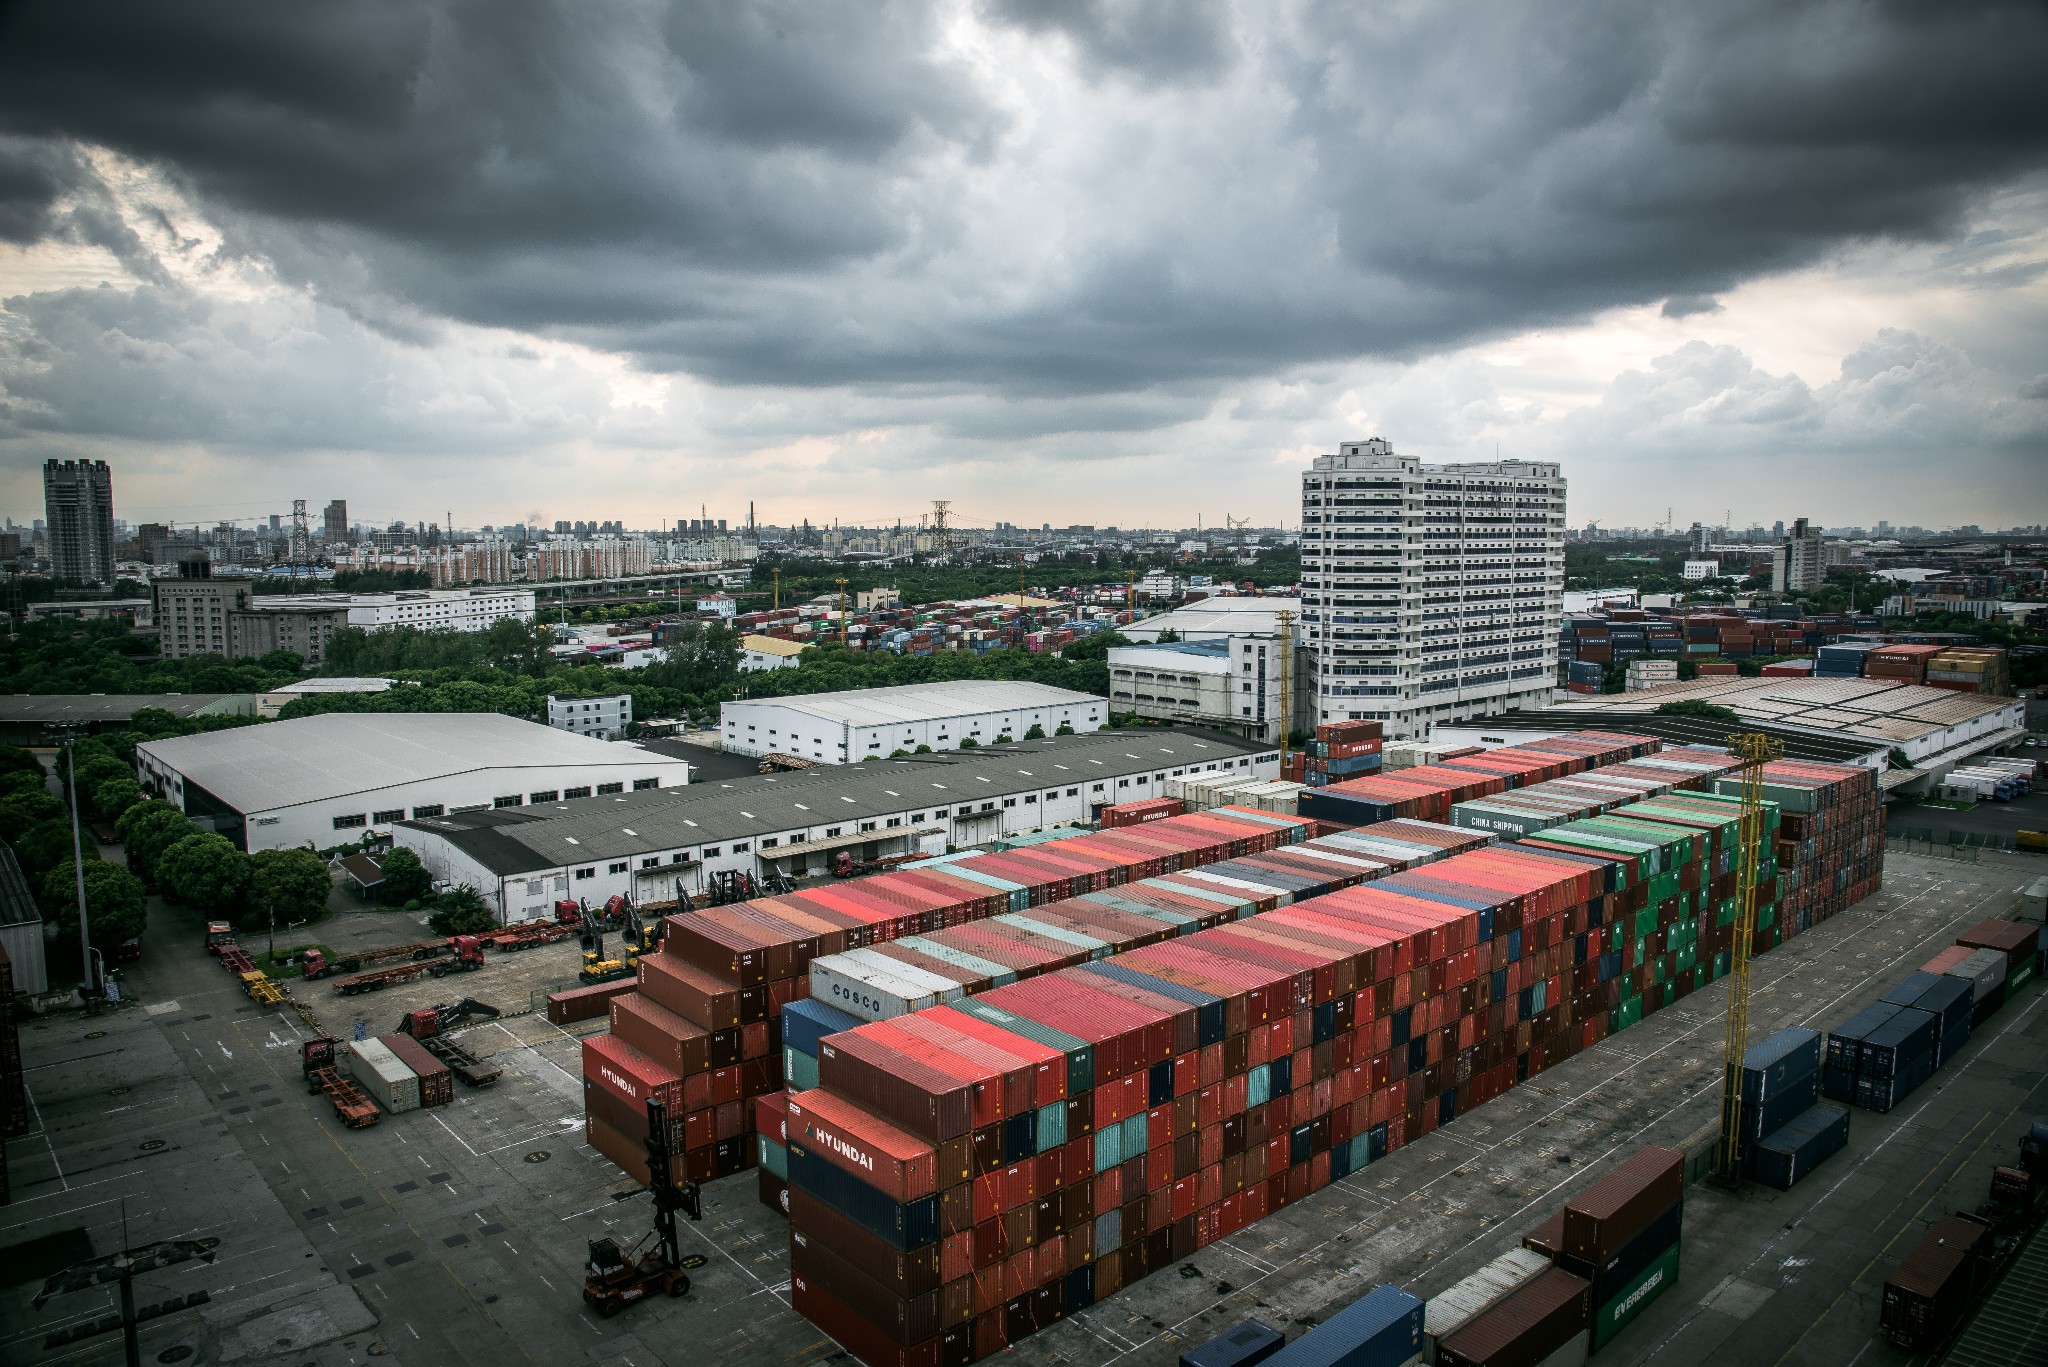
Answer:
xmin=3 ymin=734 xmax=2046 ymax=1367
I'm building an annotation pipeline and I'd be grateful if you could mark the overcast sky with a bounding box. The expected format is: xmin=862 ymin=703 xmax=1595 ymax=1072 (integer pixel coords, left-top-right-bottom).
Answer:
xmin=2 ymin=1 xmax=2045 ymax=534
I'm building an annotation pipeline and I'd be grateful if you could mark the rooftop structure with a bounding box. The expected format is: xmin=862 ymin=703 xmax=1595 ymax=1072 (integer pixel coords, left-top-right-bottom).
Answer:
xmin=1121 ymin=597 xmax=1302 ymax=644
xmin=720 ymin=680 xmax=1105 ymax=762
xmin=395 ymin=727 xmax=1277 ymax=919
xmin=0 ymin=692 xmax=254 ymax=745
xmin=135 ymin=712 xmax=691 ymax=851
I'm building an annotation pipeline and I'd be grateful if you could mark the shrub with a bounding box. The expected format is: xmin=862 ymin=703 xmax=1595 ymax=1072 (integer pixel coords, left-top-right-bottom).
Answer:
xmin=1024 ymin=724 xmax=1046 ymax=740
xmin=428 ymin=885 xmax=497 ymax=936
xmin=375 ymin=846 xmax=434 ymax=905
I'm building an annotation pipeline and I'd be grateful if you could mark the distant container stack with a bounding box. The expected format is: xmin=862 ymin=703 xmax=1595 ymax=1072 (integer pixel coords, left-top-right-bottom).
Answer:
xmin=1302 ymin=719 xmax=1385 ymax=787
xmin=1298 ymin=732 xmax=1660 ymax=825
xmin=1734 ymin=1026 xmax=1847 ymax=1190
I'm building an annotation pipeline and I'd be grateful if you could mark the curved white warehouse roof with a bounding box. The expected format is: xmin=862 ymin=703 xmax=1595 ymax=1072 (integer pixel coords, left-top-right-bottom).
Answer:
xmin=136 ymin=712 xmax=689 ymax=813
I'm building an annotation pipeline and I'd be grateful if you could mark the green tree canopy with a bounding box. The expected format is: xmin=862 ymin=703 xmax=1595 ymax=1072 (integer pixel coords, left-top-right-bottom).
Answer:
xmin=92 ymin=777 xmax=144 ymax=822
xmin=246 ymin=847 xmax=333 ymax=928
xmin=0 ymin=786 xmax=63 ymax=843
xmin=376 ymin=846 xmax=434 ymax=905
xmin=117 ymin=801 xmax=200 ymax=882
xmin=16 ymin=817 xmax=80 ymax=880
xmin=157 ymin=832 xmax=253 ymax=913
xmin=47 ymin=859 xmax=147 ymax=956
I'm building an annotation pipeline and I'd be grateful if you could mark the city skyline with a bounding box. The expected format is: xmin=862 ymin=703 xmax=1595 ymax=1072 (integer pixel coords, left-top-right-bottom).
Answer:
xmin=1 ymin=6 xmax=2045 ymax=532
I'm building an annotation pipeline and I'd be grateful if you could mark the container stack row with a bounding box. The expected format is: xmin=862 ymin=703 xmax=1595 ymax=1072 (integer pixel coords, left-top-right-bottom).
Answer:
xmin=1447 ymin=748 xmax=1749 ymax=840
xmin=1301 ymin=719 xmax=1386 ymax=788
xmin=778 ymin=748 xmax=1877 ymax=1367
xmin=581 ymin=808 xmax=1318 ymax=1185
xmin=1517 ymin=1146 xmax=1684 ymax=1354
xmin=1711 ymin=760 xmax=1886 ymax=938
xmin=1297 ymin=732 xmax=1661 ymax=827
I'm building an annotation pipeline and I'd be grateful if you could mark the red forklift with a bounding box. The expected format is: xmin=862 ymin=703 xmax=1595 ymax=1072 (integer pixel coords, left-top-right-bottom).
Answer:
xmin=582 ymin=1096 xmax=702 ymax=1317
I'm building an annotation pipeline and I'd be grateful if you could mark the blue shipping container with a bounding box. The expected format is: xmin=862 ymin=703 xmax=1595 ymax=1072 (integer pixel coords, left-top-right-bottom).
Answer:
xmin=1879 ymin=973 xmax=1944 ymax=1009
xmin=781 ymin=998 xmax=864 ymax=1061
xmin=1739 ymin=1026 xmax=1821 ymax=1103
xmin=1826 ymin=1001 xmax=1903 ymax=1078
xmin=1263 ymin=1284 xmax=1423 ymax=1367
xmin=1741 ymin=1068 xmax=1821 ymax=1143
xmin=1181 ymin=1321 xmax=1286 ymax=1367
xmin=1859 ymin=1006 xmax=1939 ymax=1080
xmin=1751 ymin=1103 xmax=1849 ymax=1191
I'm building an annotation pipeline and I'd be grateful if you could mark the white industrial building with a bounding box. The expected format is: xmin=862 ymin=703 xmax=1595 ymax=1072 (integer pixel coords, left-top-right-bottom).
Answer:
xmin=548 ymin=692 xmax=632 ymax=740
xmin=342 ymin=587 xmax=536 ymax=631
xmin=1107 ymin=636 xmax=1311 ymax=745
xmin=740 ymin=634 xmax=807 ymax=671
xmin=720 ymin=680 xmax=1105 ymax=763
xmin=134 ymin=713 xmax=691 ymax=852
xmin=1300 ymin=438 xmax=1564 ymax=740
xmin=393 ymin=728 xmax=1277 ymax=921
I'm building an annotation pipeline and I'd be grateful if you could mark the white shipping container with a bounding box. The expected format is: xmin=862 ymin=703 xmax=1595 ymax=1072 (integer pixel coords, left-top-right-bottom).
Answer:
xmin=1947 ymin=947 xmax=2008 ymax=1002
xmin=809 ymin=953 xmax=952 ymax=1021
xmin=1423 ymin=1249 xmax=1553 ymax=1362
xmin=347 ymin=1037 xmax=421 ymax=1113
xmin=2019 ymin=877 xmax=2048 ymax=924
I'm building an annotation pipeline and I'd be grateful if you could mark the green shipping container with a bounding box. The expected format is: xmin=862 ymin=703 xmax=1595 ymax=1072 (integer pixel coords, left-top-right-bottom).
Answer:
xmin=1591 ymin=1240 xmax=1680 ymax=1350
xmin=2006 ymin=961 xmax=2034 ymax=995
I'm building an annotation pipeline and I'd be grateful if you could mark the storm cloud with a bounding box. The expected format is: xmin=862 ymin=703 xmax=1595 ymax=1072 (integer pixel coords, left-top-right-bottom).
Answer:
xmin=0 ymin=0 xmax=2045 ymax=523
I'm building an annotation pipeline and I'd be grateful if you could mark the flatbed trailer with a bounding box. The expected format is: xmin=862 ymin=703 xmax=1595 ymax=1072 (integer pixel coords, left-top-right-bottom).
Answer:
xmin=306 ymin=1066 xmax=381 ymax=1128
xmin=330 ymin=937 xmax=484 ymax=995
xmin=420 ymin=1034 xmax=504 ymax=1088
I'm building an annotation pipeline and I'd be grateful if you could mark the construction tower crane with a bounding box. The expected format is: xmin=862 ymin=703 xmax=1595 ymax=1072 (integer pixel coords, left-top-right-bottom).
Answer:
xmin=1717 ymin=730 xmax=1784 ymax=1183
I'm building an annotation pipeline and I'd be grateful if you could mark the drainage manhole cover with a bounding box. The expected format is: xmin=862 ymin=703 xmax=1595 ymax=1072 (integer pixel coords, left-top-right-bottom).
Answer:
xmin=85 ymin=1031 xmax=107 ymax=1040
xmin=524 ymin=1151 xmax=550 ymax=1163
xmin=139 ymin=1140 xmax=165 ymax=1152
xmin=680 ymin=1255 xmax=708 ymax=1270
xmin=157 ymin=1349 xmax=194 ymax=1364
xmin=109 ymin=1086 xmax=131 ymax=1096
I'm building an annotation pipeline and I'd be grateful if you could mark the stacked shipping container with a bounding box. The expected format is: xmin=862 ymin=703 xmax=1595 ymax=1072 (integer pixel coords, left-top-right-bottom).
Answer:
xmin=779 ymin=757 xmax=1881 ymax=1366
xmin=582 ymin=809 xmax=1320 ymax=1184
xmin=1298 ymin=733 xmax=1661 ymax=826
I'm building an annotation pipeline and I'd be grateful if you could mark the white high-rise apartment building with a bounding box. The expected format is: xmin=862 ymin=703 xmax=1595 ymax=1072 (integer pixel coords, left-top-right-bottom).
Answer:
xmin=1300 ymin=438 xmax=1565 ymax=741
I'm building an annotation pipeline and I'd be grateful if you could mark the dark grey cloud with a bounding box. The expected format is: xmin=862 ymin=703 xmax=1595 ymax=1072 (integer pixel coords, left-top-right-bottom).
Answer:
xmin=1661 ymin=294 xmax=1723 ymax=319
xmin=0 ymin=0 xmax=2045 ymax=419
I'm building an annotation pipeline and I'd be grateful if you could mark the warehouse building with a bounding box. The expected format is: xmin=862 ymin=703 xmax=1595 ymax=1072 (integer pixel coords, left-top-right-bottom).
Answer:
xmin=134 ymin=712 xmax=692 ymax=852
xmin=393 ymin=727 xmax=1277 ymax=921
xmin=739 ymin=634 xmax=807 ymax=671
xmin=720 ymin=680 xmax=1105 ymax=763
xmin=1120 ymin=596 xmax=1302 ymax=643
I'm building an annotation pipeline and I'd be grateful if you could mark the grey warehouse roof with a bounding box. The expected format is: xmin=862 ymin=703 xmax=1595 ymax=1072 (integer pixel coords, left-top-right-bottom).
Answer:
xmin=728 ymin=679 xmax=1101 ymax=729
xmin=404 ymin=727 xmax=1271 ymax=877
xmin=1454 ymin=709 xmax=1883 ymax=767
xmin=137 ymin=712 xmax=690 ymax=814
xmin=0 ymin=693 xmax=248 ymax=723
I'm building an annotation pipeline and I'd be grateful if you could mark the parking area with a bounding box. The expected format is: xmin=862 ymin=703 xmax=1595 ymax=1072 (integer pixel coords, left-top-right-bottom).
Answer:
xmin=1 ymin=849 xmax=2043 ymax=1367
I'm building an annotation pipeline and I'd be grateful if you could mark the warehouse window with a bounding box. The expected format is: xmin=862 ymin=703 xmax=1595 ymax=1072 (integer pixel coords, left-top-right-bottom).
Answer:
xmin=825 ymin=827 xmax=842 ymax=837
xmin=608 ymin=861 xmax=628 ymax=874
xmin=641 ymin=858 xmax=660 ymax=869
xmin=412 ymin=804 xmax=444 ymax=819
xmin=597 ymin=782 xmax=625 ymax=795
xmin=633 ymin=778 xmax=660 ymax=790
xmin=672 ymin=852 xmax=690 ymax=863
xmin=373 ymin=808 xmax=405 ymax=824
xmin=980 ymin=802 xmax=995 ymax=812
xmin=1023 ymin=795 xmax=1036 ymax=804
xmin=493 ymin=795 xmax=523 ymax=809
xmin=1065 ymin=788 xmax=1078 ymax=797
xmin=333 ymin=814 xmax=366 ymax=830
xmin=1003 ymin=798 xmax=1016 ymax=808
xmin=704 ymin=847 xmax=720 ymax=856
xmin=574 ymin=867 xmax=595 ymax=880
xmin=762 ymin=837 xmax=779 ymax=847
xmin=1118 ymin=779 xmax=1130 ymax=788
xmin=564 ymin=786 xmax=592 ymax=800
xmin=1091 ymin=783 xmax=1104 ymax=793
xmin=530 ymin=790 xmax=560 ymax=804
xmin=860 ymin=822 xmax=876 ymax=832
xmin=732 ymin=842 xmax=749 ymax=853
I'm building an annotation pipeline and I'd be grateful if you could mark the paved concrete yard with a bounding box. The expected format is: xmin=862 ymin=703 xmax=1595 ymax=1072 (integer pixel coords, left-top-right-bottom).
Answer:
xmin=2 ymin=849 xmax=2043 ymax=1367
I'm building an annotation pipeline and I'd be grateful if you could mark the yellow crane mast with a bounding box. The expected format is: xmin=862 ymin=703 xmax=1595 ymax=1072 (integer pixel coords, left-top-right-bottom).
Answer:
xmin=1717 ymin=730 xmax=1784 ymax=1183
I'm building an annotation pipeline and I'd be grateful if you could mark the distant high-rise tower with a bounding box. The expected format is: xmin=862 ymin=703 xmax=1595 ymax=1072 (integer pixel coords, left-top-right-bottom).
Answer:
xmin=323 ymin=499 xmax=348 ymax=542
xmin=42 ymin=459 xmax=116 ymax=584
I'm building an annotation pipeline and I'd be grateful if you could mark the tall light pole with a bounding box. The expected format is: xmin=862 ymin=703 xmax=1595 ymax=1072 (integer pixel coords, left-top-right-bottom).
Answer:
xmin=61 ymin=733 xmax=95 ymax=1007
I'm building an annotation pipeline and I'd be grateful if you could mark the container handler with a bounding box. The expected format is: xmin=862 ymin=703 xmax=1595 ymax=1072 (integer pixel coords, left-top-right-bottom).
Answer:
xmin=582 ymin=1096 xmax=700 ymax=1317
xmin=397 ymin=998 xmax=501 ymax=1038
